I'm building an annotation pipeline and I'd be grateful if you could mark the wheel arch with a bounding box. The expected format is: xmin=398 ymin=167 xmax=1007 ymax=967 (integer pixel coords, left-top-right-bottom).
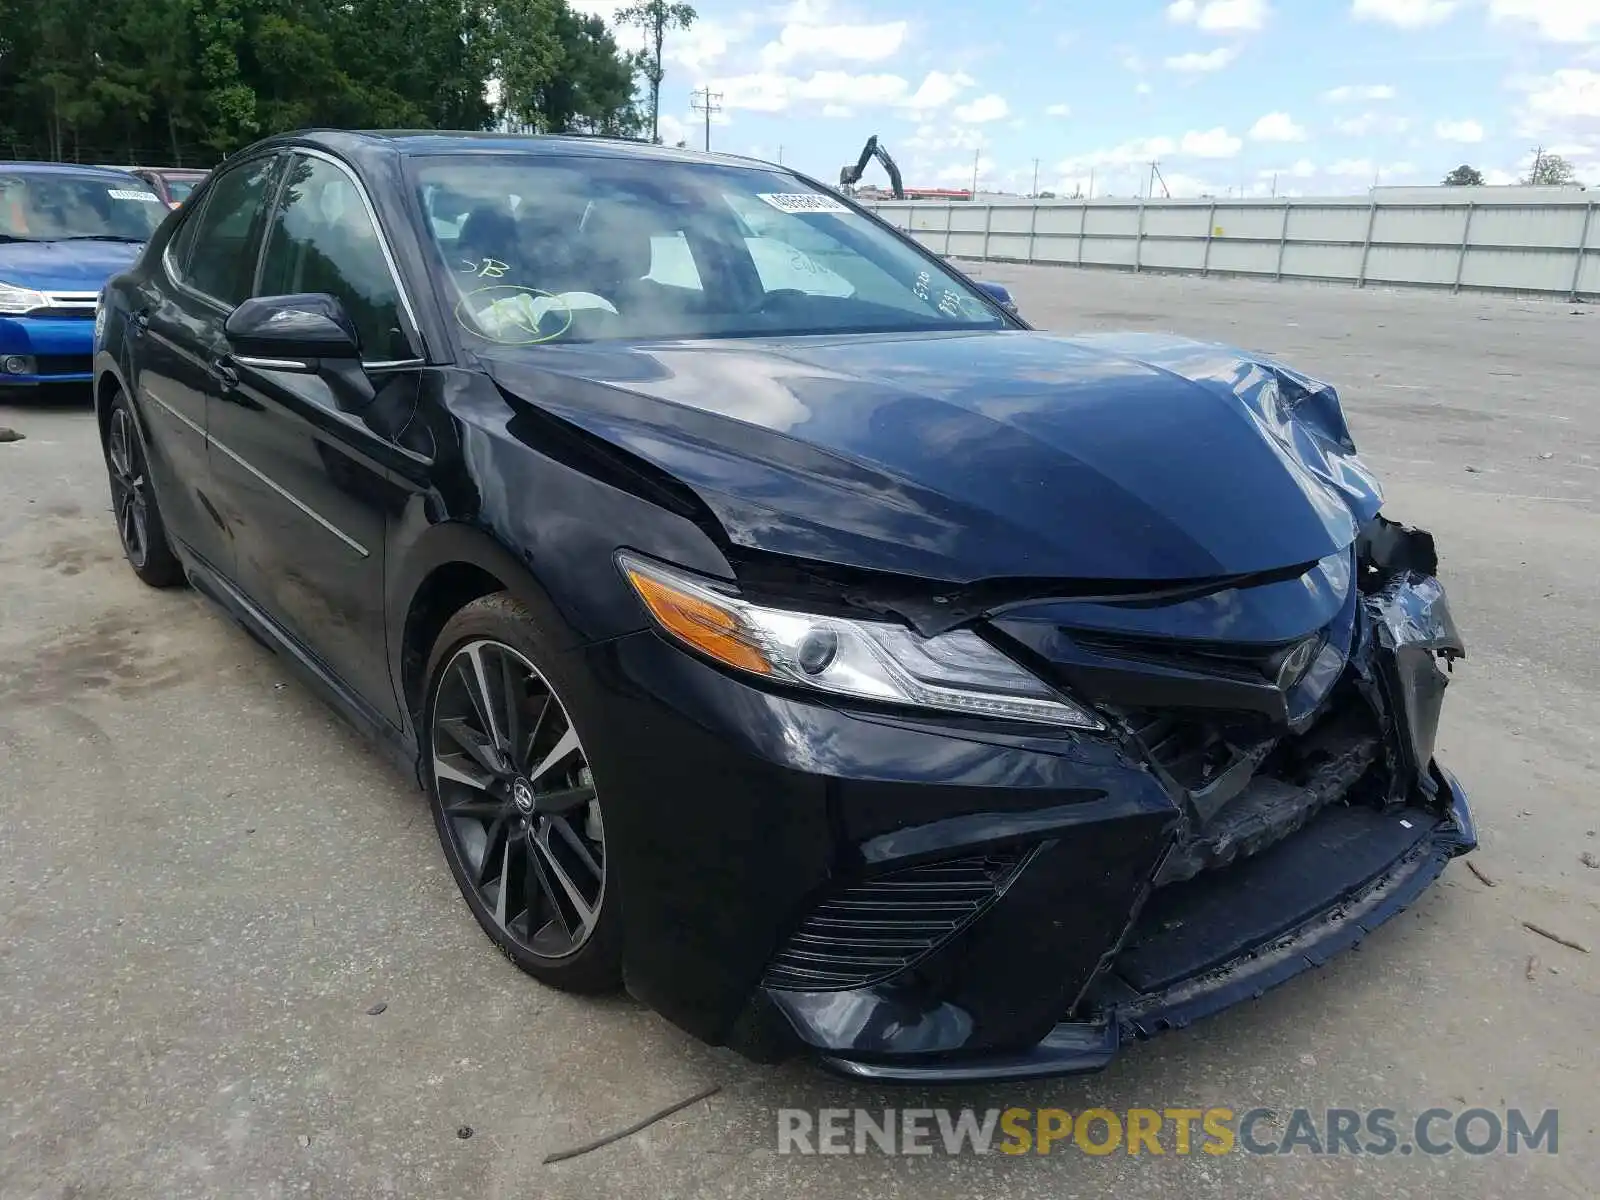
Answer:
xmin=391 ymin=521 xmax=585 ymax=743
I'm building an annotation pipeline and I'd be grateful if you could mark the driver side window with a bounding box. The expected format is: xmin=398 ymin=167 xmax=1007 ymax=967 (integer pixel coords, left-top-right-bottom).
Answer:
xmin=257 ymin=155 xmax=412 ymax=362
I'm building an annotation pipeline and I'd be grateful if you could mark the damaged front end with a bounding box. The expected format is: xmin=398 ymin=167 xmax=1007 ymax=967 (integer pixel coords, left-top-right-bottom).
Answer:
xmin=770 ymin=515 xmax=1476 ymax=1083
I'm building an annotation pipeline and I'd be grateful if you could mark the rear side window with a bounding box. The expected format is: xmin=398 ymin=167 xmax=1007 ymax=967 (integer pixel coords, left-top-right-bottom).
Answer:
xmin=258 ymin=155 xmax=410 ymax=360
xmin=183 ymin=156 xmax=280 ymax=306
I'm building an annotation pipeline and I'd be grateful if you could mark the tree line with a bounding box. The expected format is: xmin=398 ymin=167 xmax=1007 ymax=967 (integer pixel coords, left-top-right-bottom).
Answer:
xmin=0 ymin=0 xmax=694 ymax=167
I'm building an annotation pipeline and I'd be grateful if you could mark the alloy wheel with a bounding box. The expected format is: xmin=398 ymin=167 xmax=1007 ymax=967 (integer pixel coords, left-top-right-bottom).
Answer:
xmin=429 ymin=639 xmax=605 ymax=961
xmin=107 ymin=407 xmax=150 ymax=569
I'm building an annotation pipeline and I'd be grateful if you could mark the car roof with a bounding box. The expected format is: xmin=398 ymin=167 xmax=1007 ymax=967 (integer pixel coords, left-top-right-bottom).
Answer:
xmin=245 ymin=129 xmax=780 ymax=173
xmin=0 ymin=161 xmax=146 ymax=179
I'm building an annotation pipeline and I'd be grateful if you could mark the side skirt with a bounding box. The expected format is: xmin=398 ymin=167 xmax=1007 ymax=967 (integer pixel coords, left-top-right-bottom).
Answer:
xmin=174 ymin=538 xmax=422 ymax=786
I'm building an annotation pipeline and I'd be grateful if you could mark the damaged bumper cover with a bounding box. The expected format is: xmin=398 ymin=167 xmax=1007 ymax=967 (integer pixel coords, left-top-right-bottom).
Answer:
xmin=699 ymin=520 xmax=1478 ymax=1084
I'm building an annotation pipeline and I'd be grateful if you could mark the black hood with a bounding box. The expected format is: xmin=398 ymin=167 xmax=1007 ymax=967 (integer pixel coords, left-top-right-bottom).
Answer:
xmin=480 ymin=329 xmax=1383 ymax=584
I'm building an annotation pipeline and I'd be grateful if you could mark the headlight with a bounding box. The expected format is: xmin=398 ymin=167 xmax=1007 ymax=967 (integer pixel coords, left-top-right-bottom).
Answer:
xmin=0 ymin=280 xmax=49 ymax=315
xmin=618 ymin=552 xmax=1103 ymax=729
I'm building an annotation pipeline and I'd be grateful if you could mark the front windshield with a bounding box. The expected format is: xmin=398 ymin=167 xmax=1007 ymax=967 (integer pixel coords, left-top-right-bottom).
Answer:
xmin=412 ymin=154 xmax=1008 ymax=345
xmin=0 ymin=172 xmax=165 ymax=241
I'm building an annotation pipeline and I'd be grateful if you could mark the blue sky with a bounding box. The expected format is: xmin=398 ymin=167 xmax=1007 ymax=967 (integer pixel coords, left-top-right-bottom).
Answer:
xmin=573 ymin=0 xmax=1600 ymax=196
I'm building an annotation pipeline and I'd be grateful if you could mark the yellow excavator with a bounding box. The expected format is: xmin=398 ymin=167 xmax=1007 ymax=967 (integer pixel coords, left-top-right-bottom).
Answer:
xmin=837 ymin=135 xmax=904 ymax=199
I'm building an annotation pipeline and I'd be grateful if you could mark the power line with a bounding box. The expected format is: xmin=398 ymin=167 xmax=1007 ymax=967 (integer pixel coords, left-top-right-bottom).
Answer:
xmin=690 ymin=89 xmax=723 ymax=152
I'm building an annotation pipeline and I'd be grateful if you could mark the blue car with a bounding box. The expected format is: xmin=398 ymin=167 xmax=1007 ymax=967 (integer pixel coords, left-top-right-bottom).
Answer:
xmin=1 ymin=162 xmax=167 ymax=389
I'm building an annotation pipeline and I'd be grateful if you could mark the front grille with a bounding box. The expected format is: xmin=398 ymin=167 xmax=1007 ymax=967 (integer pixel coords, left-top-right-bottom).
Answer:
xmin=35 ymin=355 xmax=92 ymax=377
xmin=764 ymin=852 xmax=1025 ymax=991
xmin=26 ymin=292 xmax=98 ymax=320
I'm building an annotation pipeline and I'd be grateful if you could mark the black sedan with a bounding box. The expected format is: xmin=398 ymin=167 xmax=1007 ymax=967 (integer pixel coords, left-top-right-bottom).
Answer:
xmin=93 ymin=131 xmax=1476 ymax=1082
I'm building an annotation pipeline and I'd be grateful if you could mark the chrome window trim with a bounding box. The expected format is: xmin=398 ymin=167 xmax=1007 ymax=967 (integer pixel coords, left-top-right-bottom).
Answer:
xmin=208 ymin=434 xmax=371 ymax=558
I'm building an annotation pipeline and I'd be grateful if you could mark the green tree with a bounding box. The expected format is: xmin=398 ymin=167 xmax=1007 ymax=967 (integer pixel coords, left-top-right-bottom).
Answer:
xmin=1441 ymin=164 xmax=1484 ymax=186
xmin=1524 ymin=152 xmax=1577 ymax=186
xmin=0 ymin=0 xmax=642 ymax=162
xmin=618 ymin=1 xmax=695 ymax=144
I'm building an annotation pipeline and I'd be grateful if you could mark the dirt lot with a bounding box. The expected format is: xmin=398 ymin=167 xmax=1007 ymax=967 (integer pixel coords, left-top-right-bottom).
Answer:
xmin=3 ymin=268 xmax=1597 ymax=1199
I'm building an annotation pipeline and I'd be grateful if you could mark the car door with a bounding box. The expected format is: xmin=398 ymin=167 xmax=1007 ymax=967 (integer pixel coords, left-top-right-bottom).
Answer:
xmin=129 ymin=152 xmax=283 ymax=577
xmin=205 ymin=150 xmax=424 ymax=727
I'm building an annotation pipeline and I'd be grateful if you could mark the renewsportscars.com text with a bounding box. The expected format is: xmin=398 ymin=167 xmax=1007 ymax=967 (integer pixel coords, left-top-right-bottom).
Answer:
xmin=776 ymin=1106 xmax=1559 ymax=1157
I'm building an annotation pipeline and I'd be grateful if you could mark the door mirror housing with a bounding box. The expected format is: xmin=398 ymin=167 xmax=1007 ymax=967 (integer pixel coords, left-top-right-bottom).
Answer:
xmin=223 ymin=294 xmax=375 ymax=411
xmin=975 ymin=281 xmax=1019 ymax=317
xmin=224 ymin=294 xmax=361 ymax=363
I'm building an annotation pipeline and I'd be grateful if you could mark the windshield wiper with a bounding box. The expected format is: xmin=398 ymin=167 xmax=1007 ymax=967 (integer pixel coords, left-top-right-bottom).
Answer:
xmin=51 ymin=234 xmax=147 ymax=243
xmin=0 ymin=234 xmax=39 ymax=244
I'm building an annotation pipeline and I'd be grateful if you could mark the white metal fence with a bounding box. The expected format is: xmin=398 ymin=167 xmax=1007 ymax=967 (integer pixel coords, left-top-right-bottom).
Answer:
xmin=868 ymin=193 xmax=1600 ymax=300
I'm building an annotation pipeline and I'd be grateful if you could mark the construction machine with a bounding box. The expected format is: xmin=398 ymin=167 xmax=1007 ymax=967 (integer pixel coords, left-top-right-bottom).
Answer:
xmin=837 ymin=135 xmax=904 ymax=199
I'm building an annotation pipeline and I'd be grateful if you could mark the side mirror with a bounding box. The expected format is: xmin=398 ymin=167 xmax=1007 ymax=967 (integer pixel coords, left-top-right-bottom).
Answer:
xmin=224 ymin=293 xmax=361 ymax=363
xmin=223 ymin=294 xmax=374 ymax=411
xmin=975 ymin=281 xmax=1019 ymax=316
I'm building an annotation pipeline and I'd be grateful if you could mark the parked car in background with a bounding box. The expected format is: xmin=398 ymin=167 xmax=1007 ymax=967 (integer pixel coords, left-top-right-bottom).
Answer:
xmin=1 ymin=162 xmax=166 ymax=390
xmin=93 ymin=131 xmax=1476 ymax=1083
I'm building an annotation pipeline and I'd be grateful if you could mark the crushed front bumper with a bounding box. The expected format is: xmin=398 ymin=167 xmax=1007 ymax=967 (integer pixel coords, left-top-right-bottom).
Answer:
xmin=573 ymin=525 xmax=1476 ymax=1085
xmin=819 ymin=766 xmax=1474 ymax=1082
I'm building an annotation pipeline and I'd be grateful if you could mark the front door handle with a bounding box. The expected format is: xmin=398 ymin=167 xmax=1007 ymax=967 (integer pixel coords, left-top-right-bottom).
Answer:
xmin=208 ymin=357 xmax=239 ymax=390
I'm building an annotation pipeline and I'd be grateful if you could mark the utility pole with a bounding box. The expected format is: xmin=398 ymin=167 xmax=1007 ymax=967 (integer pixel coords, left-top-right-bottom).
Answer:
xmin=1529 ymin=144 xmax=1544 ymax=183
xmin=777 ymin=144 xmax=783 ymax=164
xmin=690 ymin=89 xmax=723 ymax=152
xmin=1088 ymin=167 xmax=1094 ymax=199
xmin=1271 ymin=173 xmax=1278 ymax=198
xmin=971 ymin=148 xmax=981 ymax=196
xmin=1032 ymin=158 xmax=1040 ymax=198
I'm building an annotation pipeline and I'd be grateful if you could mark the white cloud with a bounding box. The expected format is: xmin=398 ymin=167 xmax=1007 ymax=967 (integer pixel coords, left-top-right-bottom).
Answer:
xmin=1335 ymin=111 xmax=1413 ymax=135
xmin=759 ymin=20 xmax=907 ymax=69
xmin=1259 ymin=158 xmax=1318 ymax=179
xmin=1435 ymin=118 xmax=1486 ymax=142
xmin=1490 ymin=0 xmax=1600 ymax=42
xmin=1136 ymin=81 xmax=1154 ymax=95
xmin=1329 ymin=157 xmax=1377 ymax=177
xmin=821 ymin=104 xmax=853 ymax=118
xmin=1324 ymin=83 xmax=1396 ymax=102
xmin=1164 ymin=47 xmax=1240 ymax=71
xmin=1350 ymin=0 xmax=1458 ymax=28
xmin=935 ymin=156 xmax=994 ymax=187
xmin=1181 ymin=126 xmax=1244 ymax=157
xmin=657 ymin=113 xmax=691 ymax=148
xmin=954 ymin=93 xmax=1010 ymax=123
xmin=903 ymin=70 xmax=976 ymax=110
xmin=1167 ymin=0 xmax=1271 ymax=31
xmin=1513 ymin=68 xmax=1600 ymax=133
xmin=905 ymin=123 xmax=986 ymax=156
xmin=1046 ymin=103 xmax=1072 ymax=117
xmin=1250 ymin=111 xmax=1307 ymax=140
xmin=710 ymin=64 xmax=980 ymax=117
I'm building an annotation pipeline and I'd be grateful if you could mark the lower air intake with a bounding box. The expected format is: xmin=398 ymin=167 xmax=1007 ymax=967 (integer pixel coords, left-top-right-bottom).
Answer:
xmin=763 ymin=852 xmax=1025 ymax=992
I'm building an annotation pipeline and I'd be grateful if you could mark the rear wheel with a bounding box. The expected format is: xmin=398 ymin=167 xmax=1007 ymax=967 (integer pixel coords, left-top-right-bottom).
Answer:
xmin=104 ymin=392 xmax=184 ymax=588
xmin=423 ymin=593 xmax=621 ymax=993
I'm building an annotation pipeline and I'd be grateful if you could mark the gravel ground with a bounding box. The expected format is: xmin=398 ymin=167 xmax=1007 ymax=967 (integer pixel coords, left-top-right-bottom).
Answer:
xmin=2 ymin=267 xmax=1596 ymax=1199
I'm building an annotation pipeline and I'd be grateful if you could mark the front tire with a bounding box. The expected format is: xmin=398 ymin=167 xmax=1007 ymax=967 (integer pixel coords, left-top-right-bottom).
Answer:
xmin=103 ymin=391 xmax=185 ymax=588
xmin=423 ymin=593 xmax=622 ymax=993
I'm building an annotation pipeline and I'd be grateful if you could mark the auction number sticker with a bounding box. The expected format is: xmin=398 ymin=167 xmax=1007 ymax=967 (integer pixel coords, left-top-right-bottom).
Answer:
xmin=108 ymin=189 xmax=162 ymax=202
xmin=757 ymin=193 xmax=850 ymax=215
